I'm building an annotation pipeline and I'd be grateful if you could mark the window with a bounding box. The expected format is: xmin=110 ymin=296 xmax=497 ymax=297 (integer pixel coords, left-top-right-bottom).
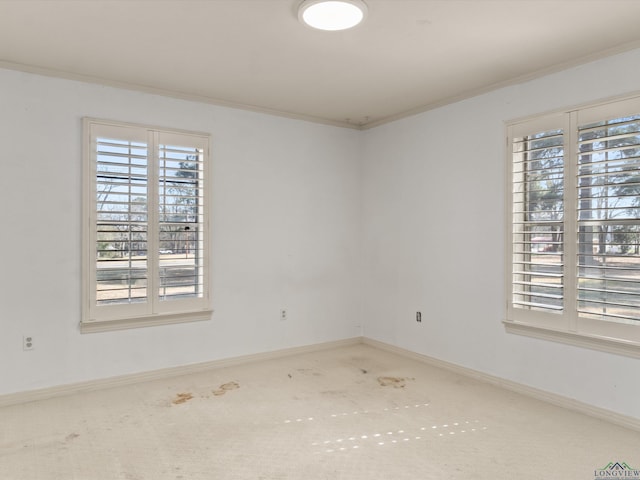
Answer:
xmin=82 ymin=119 xmax=211 ymax=332
xmin=506 ymin=96 xmax=640 ymax=357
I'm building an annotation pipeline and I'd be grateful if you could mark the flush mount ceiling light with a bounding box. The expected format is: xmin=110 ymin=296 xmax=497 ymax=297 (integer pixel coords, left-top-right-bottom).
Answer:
xmin=298 ymin=0 xmax=368 ymax=31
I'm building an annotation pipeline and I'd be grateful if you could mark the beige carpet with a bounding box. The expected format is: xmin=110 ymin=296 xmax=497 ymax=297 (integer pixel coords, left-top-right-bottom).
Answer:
xmin=1 ymin=343 xmax=638 ymax=479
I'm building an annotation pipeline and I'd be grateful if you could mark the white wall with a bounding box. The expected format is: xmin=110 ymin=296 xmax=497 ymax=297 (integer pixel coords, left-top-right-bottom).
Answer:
xmin=0 ymin=69 xmax=362 ymax=396
xmin=2 ymin=47 xmax=640 ymax=420
xmin=361 ymin=48 xmax=640 ymax=419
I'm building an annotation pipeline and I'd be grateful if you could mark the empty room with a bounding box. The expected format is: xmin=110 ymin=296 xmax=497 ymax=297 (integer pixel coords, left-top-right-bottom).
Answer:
xmin=1 ymin=1 xmax=639 ymax=479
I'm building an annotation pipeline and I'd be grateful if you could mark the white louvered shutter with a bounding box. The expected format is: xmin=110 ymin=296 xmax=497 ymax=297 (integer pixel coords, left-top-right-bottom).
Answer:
xmin=85 ymin=120 xmax=209 ymax=325
xmin=157 ymin=133 xmax=206 ymax=307
xmin=511 ymin=124 xmax=565 ymax=315
xmin=576 ymin=111 xmax=640 ymax=325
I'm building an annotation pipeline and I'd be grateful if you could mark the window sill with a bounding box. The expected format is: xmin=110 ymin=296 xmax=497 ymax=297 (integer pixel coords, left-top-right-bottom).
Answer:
xmin=503 ymin=320 xmax=640 ymax=359
xmin=81 ymin=310 xmax=213 ymax=334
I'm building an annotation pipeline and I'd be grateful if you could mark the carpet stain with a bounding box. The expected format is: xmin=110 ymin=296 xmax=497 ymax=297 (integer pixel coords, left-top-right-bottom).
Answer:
xmin=213 ymin=381 xmax=240 ymax=396
xmin=360 ymin=368 xmax=368 ymax=374
xmin=377 ymin=376 xmax=409 ymax=388
xmin=65 ymin=433 xmax=80 ymax=441
xmin=172 ymin=392 xmax=194 ymax=405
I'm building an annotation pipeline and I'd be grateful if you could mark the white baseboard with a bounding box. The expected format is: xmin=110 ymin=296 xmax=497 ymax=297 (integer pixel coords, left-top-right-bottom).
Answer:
xmin=0 ymin=337 xmax=361 ymax=408
xmin=362 ymin=337 xmax=640 ymax=432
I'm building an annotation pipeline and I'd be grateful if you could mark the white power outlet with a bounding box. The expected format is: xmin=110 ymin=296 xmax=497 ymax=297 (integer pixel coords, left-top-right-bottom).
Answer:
xmin=23 ymin=335 xmax=34 ymax=351
xmin=280 ymin=309 xmax=287 ymax=321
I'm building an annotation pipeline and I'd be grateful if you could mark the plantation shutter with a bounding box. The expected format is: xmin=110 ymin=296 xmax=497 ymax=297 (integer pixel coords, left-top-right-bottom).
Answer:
xmin=84 ymin=119 xmax=210 ymax=326
xmin=576 ymin=109 xmax=640 ymax=324
xmin=510 ymin=120 xmax=565 ymax=315
xmin=93 ymin=125 xmax=150 ymax=316
xmin=506 ymin=101 xmax=640 ymax=354
xmin=157 ymin=133 xmax=206 ymax=304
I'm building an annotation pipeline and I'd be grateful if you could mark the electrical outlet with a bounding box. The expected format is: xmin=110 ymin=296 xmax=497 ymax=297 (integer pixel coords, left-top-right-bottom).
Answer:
xmin=416 ymin=312 xmax=422 ymax=323
xmin=23 ymin=335 xmax=34 ymax=351
xmin=280 ymin=309 xmax=287 ymax=321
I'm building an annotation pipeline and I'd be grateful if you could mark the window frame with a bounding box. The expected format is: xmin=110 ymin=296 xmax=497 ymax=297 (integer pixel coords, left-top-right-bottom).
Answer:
xmin=82 ymin=118 xmax=213 ymax=333
xmin=504 ymin=96 xmax=640 ymax=359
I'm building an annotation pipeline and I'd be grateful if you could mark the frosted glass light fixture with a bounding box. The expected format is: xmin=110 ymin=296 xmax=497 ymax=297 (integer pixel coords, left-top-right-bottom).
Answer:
xmin=298 ymin=0 xmax=367 ymax=31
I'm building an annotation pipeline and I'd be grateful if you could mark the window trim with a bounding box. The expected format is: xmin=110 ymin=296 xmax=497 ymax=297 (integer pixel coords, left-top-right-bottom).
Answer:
xmin=82 ymin=118 xmax=213 ymax=333
xmin=504 ymin=95 xmax=640 ymax=358
xmin=503 ymin=321 xmax=640 ymax=359
xmin=80 ymin=310 xmax=212 ymax=334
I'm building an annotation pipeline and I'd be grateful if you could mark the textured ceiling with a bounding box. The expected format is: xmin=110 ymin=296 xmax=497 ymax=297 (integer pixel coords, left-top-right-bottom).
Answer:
xmin=2 ymin=0 xmax=640 ymax=128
